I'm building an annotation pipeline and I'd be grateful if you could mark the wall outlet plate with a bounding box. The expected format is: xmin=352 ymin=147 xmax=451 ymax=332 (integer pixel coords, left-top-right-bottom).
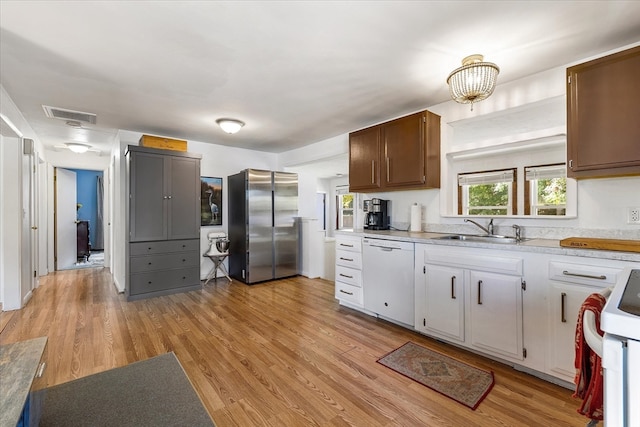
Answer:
xmin=629 ymin=207 xmax=640 ymax=224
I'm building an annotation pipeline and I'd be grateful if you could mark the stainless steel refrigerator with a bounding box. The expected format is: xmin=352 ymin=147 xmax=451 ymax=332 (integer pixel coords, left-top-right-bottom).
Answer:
xmin=228 ymin=169 xmax=299 ymax=284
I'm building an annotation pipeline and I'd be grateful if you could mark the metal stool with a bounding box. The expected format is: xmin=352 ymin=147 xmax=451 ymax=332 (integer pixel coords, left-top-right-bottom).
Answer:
xmin=203 ymin=232 xmax=231 ymax=284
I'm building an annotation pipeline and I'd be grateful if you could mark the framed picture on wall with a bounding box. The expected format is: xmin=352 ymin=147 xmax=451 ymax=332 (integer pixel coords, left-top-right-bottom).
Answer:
xmin=200 ymin=177 xmax=223 ymax=226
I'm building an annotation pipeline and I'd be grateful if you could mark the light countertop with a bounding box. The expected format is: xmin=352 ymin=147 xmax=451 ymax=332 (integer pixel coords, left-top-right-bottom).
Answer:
xmin=335 ymin=229 xmax=640 ymax=263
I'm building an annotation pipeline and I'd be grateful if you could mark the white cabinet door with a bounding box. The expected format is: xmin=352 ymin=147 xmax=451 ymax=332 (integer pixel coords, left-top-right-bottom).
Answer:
xmin=469 ymin=270 xmax=524 ymax=360
xmin=547 ymin=283 xmax=597 ymax=382
xmin=421 ymin=264 xmax=465 ymax=342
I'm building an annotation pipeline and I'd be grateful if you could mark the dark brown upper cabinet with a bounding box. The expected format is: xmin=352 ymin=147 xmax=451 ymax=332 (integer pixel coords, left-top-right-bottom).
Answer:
xmin=349 ymin=110 xmax=440 ymax=192
xmin=567 ymin=45 xmax=640 ymax=179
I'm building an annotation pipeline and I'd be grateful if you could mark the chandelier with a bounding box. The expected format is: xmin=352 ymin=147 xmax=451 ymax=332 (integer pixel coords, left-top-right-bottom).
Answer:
xmin=447 ymin=54 xmax=500 ymax=110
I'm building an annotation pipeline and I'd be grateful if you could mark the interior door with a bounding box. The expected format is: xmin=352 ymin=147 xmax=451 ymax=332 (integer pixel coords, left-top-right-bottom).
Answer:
xmin=21 ymin=140 xmax=35 ymax=300
xmin=55 ymin=168 xmax=77 ymax=270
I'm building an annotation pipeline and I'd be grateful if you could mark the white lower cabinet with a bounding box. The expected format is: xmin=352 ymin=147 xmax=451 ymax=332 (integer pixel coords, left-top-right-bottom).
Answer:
xmin=469 ymin=270 xmax=523 ymax=360
xmin=547 ymin=282 xmax=600 ymax=381
xmin=334 ymin=235 xmax=363 ymax=307
xmin=420 ymin=264 xmax=465 ymax=342
xmin=415 ymin=244 xmax=525 ymax=362
xmin=545 ymin=258 xmax=627 ymax=383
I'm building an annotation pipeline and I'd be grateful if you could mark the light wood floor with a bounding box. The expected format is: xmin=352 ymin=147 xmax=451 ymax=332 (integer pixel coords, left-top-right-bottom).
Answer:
xmin=1 ymin=268 xmax=588 ymax=426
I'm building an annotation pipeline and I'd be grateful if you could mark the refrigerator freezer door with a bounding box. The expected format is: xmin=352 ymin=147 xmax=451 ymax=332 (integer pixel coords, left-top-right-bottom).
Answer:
xmin=247 ymin=169 xmax=274 ymax=283
xmin=273 ymin=171 xmax=299 ymax=279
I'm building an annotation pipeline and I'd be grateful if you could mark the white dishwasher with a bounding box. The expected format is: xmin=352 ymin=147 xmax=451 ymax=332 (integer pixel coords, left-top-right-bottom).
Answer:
xmin=362 ymin=238 xmax=415 ymax=326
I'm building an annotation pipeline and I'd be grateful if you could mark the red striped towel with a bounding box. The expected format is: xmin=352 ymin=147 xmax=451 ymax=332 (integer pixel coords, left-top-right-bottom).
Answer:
xmin=573 ymin=293 xmax=606 ymax=421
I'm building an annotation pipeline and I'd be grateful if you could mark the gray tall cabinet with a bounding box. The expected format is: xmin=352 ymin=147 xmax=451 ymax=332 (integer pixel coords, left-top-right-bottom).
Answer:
xmin=126 ymin=145 xmax=202 ymax=301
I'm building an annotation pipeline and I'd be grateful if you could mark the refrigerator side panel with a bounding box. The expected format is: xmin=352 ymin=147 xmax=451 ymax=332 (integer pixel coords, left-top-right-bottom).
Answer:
xmin=273 ymin=171 xmax=299 ymax=279
xmin=247 ymin=169 xmax=274 ymax=283
xmin=228 ymin=171 xmax=248 ymax=282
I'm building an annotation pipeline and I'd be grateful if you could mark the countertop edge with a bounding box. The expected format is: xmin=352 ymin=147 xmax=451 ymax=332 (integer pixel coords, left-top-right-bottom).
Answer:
xmin=334 ymin=230 xmax=640 ymax=263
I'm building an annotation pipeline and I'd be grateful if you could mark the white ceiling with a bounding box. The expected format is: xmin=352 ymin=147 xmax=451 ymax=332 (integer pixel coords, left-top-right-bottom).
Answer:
xmin=2 ymin=1 xmax=640 ymax=167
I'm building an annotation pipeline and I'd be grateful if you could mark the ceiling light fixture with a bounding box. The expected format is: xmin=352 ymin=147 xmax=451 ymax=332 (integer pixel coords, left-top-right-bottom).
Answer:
xmin=66 ymin=143 xmax=91 ymax=154
xmin=216 ymin=118 xmax=245 ymax=134
xmin=447 ymin=54 xmax=500 ymax=111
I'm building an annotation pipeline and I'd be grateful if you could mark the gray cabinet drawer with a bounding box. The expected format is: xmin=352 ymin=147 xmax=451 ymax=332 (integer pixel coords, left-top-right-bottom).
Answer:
xmin=130 ymin=239 xmax=199 ymax=256
xmin=130 ymin=251 xmax=199 ymax=273
xmin=130 ymin=268 xmax=200 ymax=295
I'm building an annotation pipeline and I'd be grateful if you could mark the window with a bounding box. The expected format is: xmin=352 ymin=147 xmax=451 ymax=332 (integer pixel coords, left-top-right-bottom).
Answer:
xmin=336 ymin=191 xmax=354 ymax=230
xmin=525 ymin=164 xmax=567 ymax=216
xmin=458 ymin=169 xmax=516 ymax=215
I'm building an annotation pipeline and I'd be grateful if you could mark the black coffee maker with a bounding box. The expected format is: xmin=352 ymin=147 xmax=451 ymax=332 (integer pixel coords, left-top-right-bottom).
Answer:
xmin=364 ymin=198 xmax=390 ymax=230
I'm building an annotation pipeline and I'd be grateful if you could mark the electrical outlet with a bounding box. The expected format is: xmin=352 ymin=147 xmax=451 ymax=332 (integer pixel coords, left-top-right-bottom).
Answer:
xmin=628 ymin=207 xmax=640 ymax=224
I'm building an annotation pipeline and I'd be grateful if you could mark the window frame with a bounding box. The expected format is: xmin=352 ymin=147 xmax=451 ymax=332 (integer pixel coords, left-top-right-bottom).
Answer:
xmin=457 ymin=168 xmax=517 ymax=216
xmin=336 ymin=192 xmax=354 ymax=230
xmin=524 ymin=163 xmax=567 ymax=216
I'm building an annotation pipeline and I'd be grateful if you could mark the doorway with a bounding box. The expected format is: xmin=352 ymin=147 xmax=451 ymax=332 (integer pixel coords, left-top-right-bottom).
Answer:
xmin=54 ymin=168 xmax=104 ymax=270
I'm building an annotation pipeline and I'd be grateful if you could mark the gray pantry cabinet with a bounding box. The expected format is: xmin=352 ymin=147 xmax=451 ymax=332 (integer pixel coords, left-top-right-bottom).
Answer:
xmin=126 ymin=145 xmax=202 ymax=301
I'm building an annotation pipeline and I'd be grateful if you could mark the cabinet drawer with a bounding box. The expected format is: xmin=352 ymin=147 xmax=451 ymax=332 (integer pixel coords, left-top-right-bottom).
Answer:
xmin=335 ymin=282 xmax=363 ymax=305
xmin=336 ymin=249 xmax=362 ymax=269
xmin=549 ymin=261 xmax=622 ymax=286
xmin=335 ymin=236 xmax=362 ymax=253
xmin=335 ymin=265 xmax=362 ymax=287
xmin=130 ymin=239 xmax=199 ymax=256
xmin=130 ymin=267 xmax=200 ymax=295
xmin=130 ymin=251 xmax=199 ymax=273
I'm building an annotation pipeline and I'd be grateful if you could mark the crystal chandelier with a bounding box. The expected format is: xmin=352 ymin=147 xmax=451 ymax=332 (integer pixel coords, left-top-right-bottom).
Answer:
xmin=447 ymin=54 xmax=500 ymax=110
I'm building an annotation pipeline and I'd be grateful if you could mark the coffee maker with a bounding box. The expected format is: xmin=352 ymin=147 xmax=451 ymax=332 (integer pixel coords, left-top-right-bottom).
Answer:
xmin=364 ymin=198 xmax=390 ymax=230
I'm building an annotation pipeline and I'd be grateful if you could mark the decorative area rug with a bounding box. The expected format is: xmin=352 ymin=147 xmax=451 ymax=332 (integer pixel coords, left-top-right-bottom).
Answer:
xmin=377 ymin=342 xmax=494 ymax=410
xmin=38 ymin=352 xmax=215 ymax=426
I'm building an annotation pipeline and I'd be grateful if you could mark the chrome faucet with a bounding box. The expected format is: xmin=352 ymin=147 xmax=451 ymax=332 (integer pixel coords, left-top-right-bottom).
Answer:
xmin=464 ymin=218 xmax=494 ymax=235
xmin=512 ymin=224 xmax=522 ymax=242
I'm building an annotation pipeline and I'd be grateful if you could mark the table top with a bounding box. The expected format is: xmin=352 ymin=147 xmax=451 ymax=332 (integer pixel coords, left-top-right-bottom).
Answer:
xmin=0 ymin=336 xmax=48 ymax=426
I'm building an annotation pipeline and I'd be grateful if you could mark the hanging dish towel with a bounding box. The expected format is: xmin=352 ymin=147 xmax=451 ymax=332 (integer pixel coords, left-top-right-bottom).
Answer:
xmin=573 ymin=293 xmax=606 ymax=421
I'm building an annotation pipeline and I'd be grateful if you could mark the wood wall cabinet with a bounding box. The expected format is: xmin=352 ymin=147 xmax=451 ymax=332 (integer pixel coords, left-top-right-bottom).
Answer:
xmin=567 ymin=45 xmax=640 ymax=178
xmin=349 ymin=110 xmax=440 ymax=192
xmin=126 ymin=145 xmax=202 ymax=301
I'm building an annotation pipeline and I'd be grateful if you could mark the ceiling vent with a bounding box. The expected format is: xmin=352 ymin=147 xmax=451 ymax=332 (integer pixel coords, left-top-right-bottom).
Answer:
xmin=42 ymin=105 xmax=97 ymax=125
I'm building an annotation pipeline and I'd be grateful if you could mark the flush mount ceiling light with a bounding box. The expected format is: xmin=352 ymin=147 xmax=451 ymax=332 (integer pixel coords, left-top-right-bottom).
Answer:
xmin=446 ymin=54 xmax=500 ymax=111
xmin=216 ymin=118 xmax=245 ymax=134
xmin=66 ymin=143 xmax=91 ymax=153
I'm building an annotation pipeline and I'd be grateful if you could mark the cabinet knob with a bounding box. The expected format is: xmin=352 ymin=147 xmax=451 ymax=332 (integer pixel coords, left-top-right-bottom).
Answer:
xmin=384 ymin=302 xmax=388 ymax=306
xmin=148 ymin=262 xmax=152 ymax=265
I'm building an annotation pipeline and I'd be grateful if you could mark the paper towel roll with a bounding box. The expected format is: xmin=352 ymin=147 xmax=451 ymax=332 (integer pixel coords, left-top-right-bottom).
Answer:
xmin=410 ymin=203 xmax=422 ymax=232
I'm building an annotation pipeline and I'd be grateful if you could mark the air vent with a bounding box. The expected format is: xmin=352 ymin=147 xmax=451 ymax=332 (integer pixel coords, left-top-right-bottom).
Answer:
xmin=42 ymin=105 xmax=97 ymax=124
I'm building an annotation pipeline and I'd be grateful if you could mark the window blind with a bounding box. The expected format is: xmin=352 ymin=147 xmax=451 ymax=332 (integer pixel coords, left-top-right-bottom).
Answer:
xmin=525 ymin=164 xmax=566 ymax=180
xmin=458 ymin=169 xmax=514 ymax=186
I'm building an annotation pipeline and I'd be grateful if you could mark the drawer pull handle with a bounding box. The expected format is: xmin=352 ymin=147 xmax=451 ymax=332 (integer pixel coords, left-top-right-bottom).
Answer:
xmin=339 ymin=257 xmax=354 ymax=262
xmin=339 ymin=273 xmax=353 ymax=279
xmin=148 ymin=262 xmax=152 ymax=265
xmin=561 ymin=292 xmax=567 ymax=323
xmin=148 ymin=281 xmax=152 ymax=284
xmin=451 ymin=276 xmax=456 ymax=299
xmin=562 ymin=270 xmax=606 ymax=280
xmin=340 ymin=289 xmax=354 ymax=296
xmin=477 ymin=280 xmax=483 ymax=305
xmin=148 ymin=247 xmax=152 ymax=250
xmin=340 ymin=243 xmax=354 ymax=248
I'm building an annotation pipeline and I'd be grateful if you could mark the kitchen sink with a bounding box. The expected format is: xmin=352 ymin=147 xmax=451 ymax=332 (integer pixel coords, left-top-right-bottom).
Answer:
xmin=434 ymin=234 xmax=526 ymax=244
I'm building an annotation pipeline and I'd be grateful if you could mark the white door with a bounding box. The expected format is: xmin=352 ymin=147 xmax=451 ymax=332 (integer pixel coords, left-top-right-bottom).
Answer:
xmin=424 ymin=264 xmax=465 ymax=342
xmin=469 ymin=270 xmax=524 ymax=360
xmin=20 ymin=140 xmax=35 ymax=301
xmin=55 ymin=168 xmax=77 ymax=270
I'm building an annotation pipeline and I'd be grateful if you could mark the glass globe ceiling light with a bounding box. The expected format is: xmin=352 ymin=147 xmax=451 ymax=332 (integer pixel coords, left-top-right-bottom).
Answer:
xmin=216 ymin=118 xmax=245 ymax=134
xmin=66 ymin=142 xmax=91 ymax=153
xmin=446 ymin=54 xmax=500 ymax=111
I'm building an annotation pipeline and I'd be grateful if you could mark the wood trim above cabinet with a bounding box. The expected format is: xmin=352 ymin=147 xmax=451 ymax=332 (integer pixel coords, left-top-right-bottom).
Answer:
xmin=567 ymin=45 xmax=640 ymax=179
xmin=349 ymin=109 xmax=440 ymax=192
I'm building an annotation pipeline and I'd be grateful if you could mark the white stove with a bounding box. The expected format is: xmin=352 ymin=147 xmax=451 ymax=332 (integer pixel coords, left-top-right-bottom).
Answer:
xmin=601 ymin=267 xmax=640 ymax=426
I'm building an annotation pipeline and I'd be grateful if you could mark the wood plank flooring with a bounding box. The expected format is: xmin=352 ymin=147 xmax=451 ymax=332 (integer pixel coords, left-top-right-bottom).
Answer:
xmin=1 ymin=268 xmax=588 ymax=426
